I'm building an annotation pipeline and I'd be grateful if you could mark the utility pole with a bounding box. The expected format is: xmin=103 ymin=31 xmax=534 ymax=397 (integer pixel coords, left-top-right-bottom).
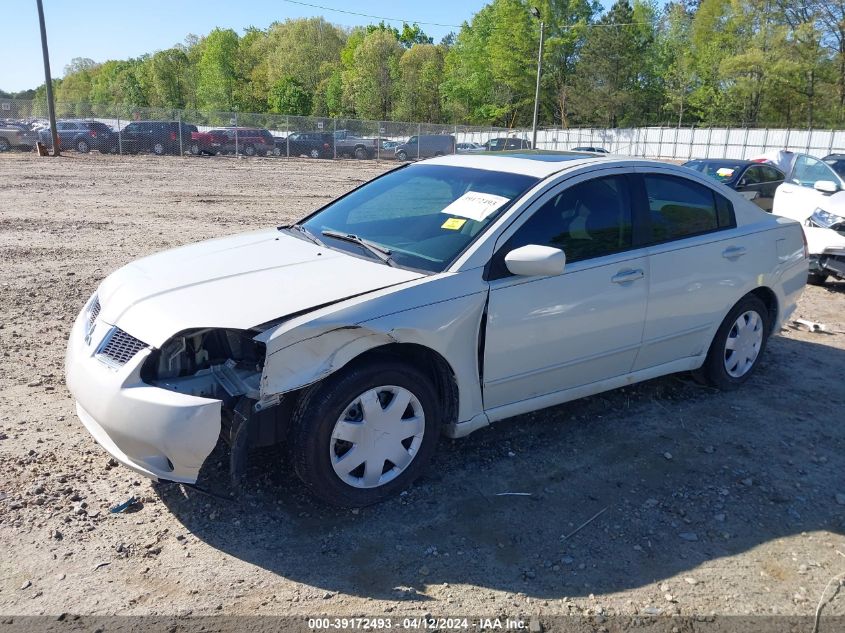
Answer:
xmin=530 ymin=7 xmax=545 ymax=151
xmin=36 ymin=0 xmax=60 ymax=156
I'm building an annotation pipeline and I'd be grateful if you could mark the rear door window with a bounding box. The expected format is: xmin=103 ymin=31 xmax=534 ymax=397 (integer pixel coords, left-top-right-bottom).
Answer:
xmin=643 ymin=174 xmax=734 ymax=243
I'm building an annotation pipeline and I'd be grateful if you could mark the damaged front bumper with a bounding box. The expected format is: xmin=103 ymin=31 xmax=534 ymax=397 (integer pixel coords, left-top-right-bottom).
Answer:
xmin=65 ymin=303 xmax=221 ymax=483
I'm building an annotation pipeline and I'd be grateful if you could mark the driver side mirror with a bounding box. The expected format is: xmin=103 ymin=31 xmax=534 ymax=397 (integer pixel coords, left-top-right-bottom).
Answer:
xmin=504 ymin=245 xmax=566 ymax=277
xmin=814 ymin=180 xmax=839 ymax=194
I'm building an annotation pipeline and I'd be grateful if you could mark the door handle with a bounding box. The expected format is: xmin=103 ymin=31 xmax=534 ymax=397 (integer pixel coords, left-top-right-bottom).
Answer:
xmin=611 ymin=268 xmax=645 ymax=284
xmin=722 ymin=246 xmax=747 ymax=259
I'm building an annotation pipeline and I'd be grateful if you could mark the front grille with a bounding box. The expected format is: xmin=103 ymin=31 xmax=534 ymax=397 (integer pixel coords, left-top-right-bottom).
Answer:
xmin=97 ymin=328 xmax=148 ymax=366
xmin=87 ymin=296 xmax=101 ymax=329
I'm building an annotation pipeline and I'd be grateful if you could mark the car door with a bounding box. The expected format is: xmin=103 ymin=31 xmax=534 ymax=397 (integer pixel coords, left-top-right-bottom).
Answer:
xmin=634 ymin=169 xmax=754 ymax=371
xmin=56 ymin=122 xmax=72 ymax=148
xmin=759 ymin=165 xmax=784 ymax=211
xmin=773 ymin=154 xmax=844 ymax=222
xmin=735 ymin=165 xmax=769 ymax=210
xmin=483 ymin=170 xmax=649 ymax=411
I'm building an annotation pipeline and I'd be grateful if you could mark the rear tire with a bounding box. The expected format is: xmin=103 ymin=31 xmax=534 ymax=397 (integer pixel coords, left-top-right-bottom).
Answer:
xmin=309 ymin=148 xmax=320 ymax=159
xmin=0 ymin=137 xmax=10 ymax=152
xmin=244 ymin=144 xmax=256 ymax=156
xmin=190 ymin=143 xmax=200 ymax=156
xmin=152 ymin=142 xmax=165 ymax=156
xmin=693 ymin=294 xmax=770 ymax=390
xmin=290 ymin=359 xmax=441 ymax=507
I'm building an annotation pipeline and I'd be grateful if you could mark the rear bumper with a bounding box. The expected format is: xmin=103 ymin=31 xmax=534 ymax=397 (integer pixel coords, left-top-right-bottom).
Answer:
xmin=65 ymin=303 xmax=221 ymax=483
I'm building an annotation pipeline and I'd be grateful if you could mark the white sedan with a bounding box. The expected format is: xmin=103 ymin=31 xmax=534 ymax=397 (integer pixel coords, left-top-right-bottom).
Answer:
xmin=66 ymin=153 xmax=808 ymax=506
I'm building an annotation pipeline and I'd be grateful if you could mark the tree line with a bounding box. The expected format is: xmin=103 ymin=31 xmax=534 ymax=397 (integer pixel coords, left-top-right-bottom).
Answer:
xmin=4 ymin=0 xmax=844 ymax=129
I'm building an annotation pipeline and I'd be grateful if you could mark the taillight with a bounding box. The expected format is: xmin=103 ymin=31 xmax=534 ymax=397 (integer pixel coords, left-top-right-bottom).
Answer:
xmin=89 ymin=130 xmax=97 ymax=138
xmin=170 ymin=131 xmax=177 ymax=141
xmin=801 ymin=229 xmax=809 ymax=259
xmin=323 ymin=143 xmax=330 ymax=149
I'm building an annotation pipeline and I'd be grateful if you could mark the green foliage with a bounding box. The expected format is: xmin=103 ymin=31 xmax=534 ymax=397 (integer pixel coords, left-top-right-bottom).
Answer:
xmin=268 ymin=76 xmax=312 ymax=115
xmin=37 ymin=5 xmax=845 ymax=128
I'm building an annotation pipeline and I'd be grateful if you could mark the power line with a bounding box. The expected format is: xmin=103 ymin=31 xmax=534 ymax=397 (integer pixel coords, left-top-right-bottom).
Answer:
xmin=279 ymin=0 xmax=463 ymax=29
xmin=280 ymin=1 xmax=654 ymax=32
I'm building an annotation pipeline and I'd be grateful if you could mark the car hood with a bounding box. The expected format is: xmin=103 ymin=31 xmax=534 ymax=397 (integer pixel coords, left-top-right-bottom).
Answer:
xmin=96 ymin=229 xmax=424 ymax=347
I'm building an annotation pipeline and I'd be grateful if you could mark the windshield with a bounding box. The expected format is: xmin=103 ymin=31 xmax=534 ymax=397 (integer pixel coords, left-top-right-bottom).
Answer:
xmin=684 ymin=160 xmax=745 ymax=184
xmin=301 ymin=164 xmax=539 ymax=273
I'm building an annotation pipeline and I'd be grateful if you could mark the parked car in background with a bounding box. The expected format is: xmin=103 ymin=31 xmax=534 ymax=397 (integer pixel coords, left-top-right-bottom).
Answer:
xmin=0 ymin=121 xmax=38 ymax=151
xmin=38 ymin=120 xmax=118 ymax=153
xmin=395 ymin=134 xmax=455 ymax=161
xmin=768 ymin=151 xmax=845 ymax=285
xmin=66 ymin=153 xmax=807 ymax=507
xmin=457 ymin=142 xmax=484 ymax=153
xmin=119 ymin=121 xmax=194 ymax=155
xmin=208 ymin=127 xmax=275 ymax=156
xmin=285 ymin=132 xmax=334 ymax=158
xmin=189 ymin=129 xmax=217 ymax=156
xmin=484 ymin=137 xmax=531 ymax=151
xmin=683 ymin=159 xmax=785 ymax=211
xmin=571 ymin=146 xmax=609 ymax=153
xmin=334 ymin=129 xmax=378 ymax=159
xmin=381 ymin=140 xmax=400 ymax=152
xmin=272 ymin=135 xmax=288 ymax=156
xmin=823 ymin=154 xmax=845 ymax=179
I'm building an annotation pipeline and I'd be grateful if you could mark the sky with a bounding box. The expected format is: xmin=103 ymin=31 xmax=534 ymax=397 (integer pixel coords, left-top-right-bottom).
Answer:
xmin=2 ymin=0 xmax=644 ymax=93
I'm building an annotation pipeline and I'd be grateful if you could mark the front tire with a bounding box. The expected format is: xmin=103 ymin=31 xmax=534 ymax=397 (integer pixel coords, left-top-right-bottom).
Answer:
xmin=290 ymin=360 xmax=441 ymax=507
xmin=693 ymin=294 xmax=770 ymax=390
xmin=243 ymin=144 xmax=256 ymax=156
xmin=354 ymin=146 xmax=368 ymax=160
xmin=152 ymin=142 xmax=165 ymax=156
xmin=396 ymin=150 xmax=407 ymax=161
xmin=0 ymin=137 xmax=11 ymax=152
xmin=309 ymin=148 xmax=320 ymax=159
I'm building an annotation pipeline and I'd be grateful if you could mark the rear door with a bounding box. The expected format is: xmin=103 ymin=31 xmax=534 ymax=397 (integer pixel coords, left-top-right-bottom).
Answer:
xmin=735 ymin=165 xmax=769 ymax=210
xmin=634 ymin=169 xmax=754 ymax=371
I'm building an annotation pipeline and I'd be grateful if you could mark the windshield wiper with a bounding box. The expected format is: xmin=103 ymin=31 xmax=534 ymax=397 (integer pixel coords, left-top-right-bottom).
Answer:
xmin=321 ymin=230 xmax=396 ymax=267
xmin=280 ymin=223 xmax=324 ymax=246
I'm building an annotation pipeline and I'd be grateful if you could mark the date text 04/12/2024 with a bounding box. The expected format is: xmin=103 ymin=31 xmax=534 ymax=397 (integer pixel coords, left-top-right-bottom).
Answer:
xmin=307 ymin=617 xmax=528 ymax=630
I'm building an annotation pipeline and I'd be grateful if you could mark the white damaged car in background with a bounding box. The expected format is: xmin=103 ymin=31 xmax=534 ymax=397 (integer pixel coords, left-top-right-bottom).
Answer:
xmin=66 ymin=153 xmax=808 ymax=507
xmin=758 ymin=150 xmax=845 ymax=285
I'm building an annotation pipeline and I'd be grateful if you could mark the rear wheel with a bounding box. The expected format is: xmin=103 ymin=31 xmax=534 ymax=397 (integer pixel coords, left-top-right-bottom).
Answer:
xmin=152 ymin=142 xmax=165 ymax=156
xmin=189 ymin=143 xmax=200 ymax=155
xmin=693 ymin=294 xmax=770 ymax=390
xmin=273 ymin=146 xmax=281 ymax=156
xmin=290 ymin=360 xmax=441 ymax=507
xmin=309 ymin=148 xmax=320 ymax=159
xmin=0 ymin=137 xmax=10 ymax=152
xmin=75 ymin=139 xmax=90 ymax=153
xmin=243 ymin=144 xmax=256 ymax=156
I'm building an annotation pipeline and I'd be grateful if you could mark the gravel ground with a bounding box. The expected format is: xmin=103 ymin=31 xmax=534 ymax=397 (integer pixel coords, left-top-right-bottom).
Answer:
xmin=1 ymin=152 xmax=844 ymax=624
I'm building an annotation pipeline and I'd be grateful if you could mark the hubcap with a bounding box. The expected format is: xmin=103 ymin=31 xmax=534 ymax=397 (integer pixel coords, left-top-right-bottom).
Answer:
xmin=724 ymin=310 xmax=763 ymax=378
xmin=154 ymin=143 xmax=164 ymax=154
xmin=330 ymin=385 xmax=425 ymax=489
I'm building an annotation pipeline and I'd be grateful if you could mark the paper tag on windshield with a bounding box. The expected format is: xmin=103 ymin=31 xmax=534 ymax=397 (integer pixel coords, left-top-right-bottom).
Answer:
xmin=716 ymin=168 xmax=735 ymax=178
xmin=441 ymin=191 xmax=510 ymax=222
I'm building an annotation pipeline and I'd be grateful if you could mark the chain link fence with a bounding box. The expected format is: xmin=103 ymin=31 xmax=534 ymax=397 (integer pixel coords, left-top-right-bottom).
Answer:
xmin=3 ymin=98 xmax=845 ymax=161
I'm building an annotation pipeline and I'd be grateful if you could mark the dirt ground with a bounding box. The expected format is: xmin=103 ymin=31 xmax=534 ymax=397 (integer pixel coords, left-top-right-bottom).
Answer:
xmin=1 ymin=152 xmax=844 ymax=625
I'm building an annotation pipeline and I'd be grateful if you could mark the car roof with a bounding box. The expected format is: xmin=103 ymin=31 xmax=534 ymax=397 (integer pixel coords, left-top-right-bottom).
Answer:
xmin=421 ymin=151 xmax=631 ymax=177
xmin=685 ymin=158 xmax=752 ymax=166
xmin=824 ymin=154 xmax=845 ymax=159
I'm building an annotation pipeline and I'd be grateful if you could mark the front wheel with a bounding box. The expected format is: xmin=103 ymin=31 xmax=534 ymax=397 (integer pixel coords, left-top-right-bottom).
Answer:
xmin=273 ymin=146 xmax=281 ymax=156
xmin=354 ymin=146 xmax=368 ymax=160
xmin=0 ymin=137 xmax=11 ymax=152
xmin=309 ymin=148 xmax=320 ymax=159
xmin=396 ymin=150 xmax=407 ymax=161
xmin=693 ymin=294 xmax=770 ymax=390
xmin=290 ymin=360 xmax=441 ymax=507
xmin=152 ymin=142 xmax=165 ymax=156
xmin=243 ymin=144 xmax=256 ymax=156
xmin=76 ymin=139 xmax=90 ymax=153
xmin=189 ymin=143 xmax=200 ymax=155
